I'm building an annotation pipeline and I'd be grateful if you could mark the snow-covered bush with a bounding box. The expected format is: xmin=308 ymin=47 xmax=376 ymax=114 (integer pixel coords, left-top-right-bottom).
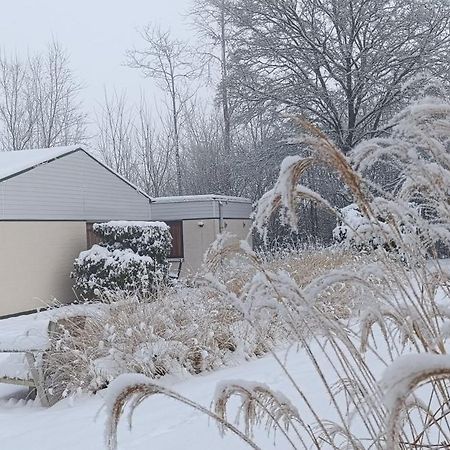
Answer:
xmin=72 ymin=221 xmax=171 ymax=298
xmin=333 ymin=202 xmax=409 ymax=253
xmin=93 ymin=221 xmax=170 ymax=259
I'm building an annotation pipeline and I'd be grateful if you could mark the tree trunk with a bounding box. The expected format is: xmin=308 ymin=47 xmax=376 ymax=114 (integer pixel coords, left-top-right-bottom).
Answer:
xmin=170 ymin=75 xmax=183 ymax=195
xmin=220 ymin=0 xmax=231 ymax=156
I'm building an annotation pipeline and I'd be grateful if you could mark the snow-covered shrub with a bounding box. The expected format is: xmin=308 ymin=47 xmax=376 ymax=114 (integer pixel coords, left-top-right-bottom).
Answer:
xmin=93 ymin=221 xmax=170 ymax=259
xmin=333 ymin=201 xmax=423 ymax=256
xmin=72 ymin=221 xmax=171 ymax=298
xmin=333 ymin=202 xmax=399 ymax=253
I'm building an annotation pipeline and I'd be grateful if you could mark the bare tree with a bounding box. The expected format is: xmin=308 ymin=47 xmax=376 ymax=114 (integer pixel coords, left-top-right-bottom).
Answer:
xmin=191 ymin=0 xmax=232 ymax=156
xmin=127 ymin=27 xmax=198 ymax=194
xmin=29 ymin=41 xmax=86 ymax=148
xmin=0 ymin=42 xmax=86 ymax=152
xmin=134 ymin=97 xmax=172 ymax=197
xmin=182 ymin=104 xmax=227 ymax=195
xmin=224 ymin=0 xmax=450 ymax=153
xmin=0 ymin=55 xmax=35 ymax=150
xmin=96 ymin=90 xmax=136 ymax=181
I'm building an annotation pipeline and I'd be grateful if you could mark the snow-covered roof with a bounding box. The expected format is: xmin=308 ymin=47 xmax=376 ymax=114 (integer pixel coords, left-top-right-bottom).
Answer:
xmin=0 ymin=146 xmax=81 ymax=181
xmin=154 ymin=194 xmax=251 ymax=204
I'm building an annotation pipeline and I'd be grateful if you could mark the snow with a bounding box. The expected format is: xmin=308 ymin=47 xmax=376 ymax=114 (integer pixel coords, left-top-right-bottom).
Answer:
xmin=0 ymin=354 xmax=31 ymax=380
xmin=0 ymin=307 xmax=344 ymax=450
xmin=153 ymin=194 xmax=251 ymax=204
xmin=99 ymin=221 xmax=169 ymax=230
xmin=0 ymin=304 xmax=107 ymax=349
xmin=380 ymin=353 xmax=450 ymax=411
xmin=0 ymin=146 xmax=81 ymax=181
xmin=0 ymin=304 xmax=390 ymax=450
xmin=0 ymin=348 xmax=323 ymax=450
xmin=0 ymin=304 xmax=107 ymax=377
xmin=0 ymin=313 xmax=52 ymax=352
xmin=76 ymin=245 xmax=156 ymax=267
xmin=0 ymin=279 xmax=443 ymax=449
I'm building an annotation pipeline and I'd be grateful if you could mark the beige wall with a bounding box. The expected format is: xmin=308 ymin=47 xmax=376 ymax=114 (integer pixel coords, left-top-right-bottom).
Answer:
xmin=222 ymin=218 xmax=253 ymax=245
xmin=181 ymin=218 xmax=252 ymax=276
xmin=0 ymin=221 xmax=87 ymax=316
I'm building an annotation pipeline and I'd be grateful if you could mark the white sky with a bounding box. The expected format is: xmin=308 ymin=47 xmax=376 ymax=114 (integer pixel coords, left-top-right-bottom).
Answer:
xmin=0 ymin=0 xmax=194 ymax=115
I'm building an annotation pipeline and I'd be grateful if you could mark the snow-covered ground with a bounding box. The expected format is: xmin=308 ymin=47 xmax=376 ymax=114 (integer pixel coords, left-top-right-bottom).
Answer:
xmin=0 ymin=308 xmax=375 ymax=450
xmin=0 ymin=345 xmax=316 ymax=449
xmin=0 ymin=297 xmax=404 ymax=449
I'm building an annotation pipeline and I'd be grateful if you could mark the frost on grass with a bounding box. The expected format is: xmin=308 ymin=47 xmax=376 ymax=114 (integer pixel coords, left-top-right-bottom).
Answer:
xmin=104 ymin=373 xmax=152 ymax=437
xmin=380 ymin=353 xmax=450 ymax=446
xmin=213 ymin=380 xmax=301 ymax=438
xmin=104 ymin=373 xmax=260 ymax=450
xmin=253 ymin=155 xmax=333 ymax=237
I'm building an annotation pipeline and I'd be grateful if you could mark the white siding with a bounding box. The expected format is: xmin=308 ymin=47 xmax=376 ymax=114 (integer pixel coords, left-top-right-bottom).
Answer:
xmin=150 ymin=198 xmax=252 ymax=221
xmin=181 ymin=218 xmax=253 ymax=276
xmin=150 ymin=199 xmax=216 ymax=220
xmin=181 ymin=219 xmax=219 ymax=275
xmin=221 ymin=200 xmax=253 ymax=219
xmin=0 ymin=151 xmax=150 ymax=221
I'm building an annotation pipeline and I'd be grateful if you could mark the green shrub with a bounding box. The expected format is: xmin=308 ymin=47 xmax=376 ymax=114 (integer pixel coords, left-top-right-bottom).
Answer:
xmin=72 ymin=221 xmax=171 ymax=298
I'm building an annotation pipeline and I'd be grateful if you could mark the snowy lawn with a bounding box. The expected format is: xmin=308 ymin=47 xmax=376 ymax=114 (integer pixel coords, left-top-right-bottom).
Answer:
xmin=0 ymin=308 xmax=383 ymax=450
xmin=0 ymin=347 xmax=318 ymax=449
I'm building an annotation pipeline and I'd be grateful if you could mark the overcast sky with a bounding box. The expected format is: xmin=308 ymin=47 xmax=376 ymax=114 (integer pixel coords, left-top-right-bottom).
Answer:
xmin=0 ymin=0 xmax=194 ymax=115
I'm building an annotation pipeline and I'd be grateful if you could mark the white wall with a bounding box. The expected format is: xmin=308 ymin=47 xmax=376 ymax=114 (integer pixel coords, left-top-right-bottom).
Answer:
xmin=150 ymin=197 xmax=252 ymax=221
xmin=222 ymin=218 xmax=252 ymax=243
xmin=181 ymin=219 xmax=218 ymax=275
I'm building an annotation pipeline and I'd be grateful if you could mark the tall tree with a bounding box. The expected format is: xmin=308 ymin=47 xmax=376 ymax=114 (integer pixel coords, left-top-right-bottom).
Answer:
xmin=29 ymin=41 xmax=86 ymax=148
xmin=0 ymin=56 xmax=35 ymax=150
xmin=224 ymin=0 xmax=450 ymax=153
xmin=0 ymin=42 xmax=86 ymax=151
xmin=96 ymin=90 xmax=136 ymax=181
xmin=127 ymin=27 xmax=198 ymax=194
xmin=192 ymin=0 xmax=232 ymax=156
xmin=134 ymin=98 xmax=173 ymax=197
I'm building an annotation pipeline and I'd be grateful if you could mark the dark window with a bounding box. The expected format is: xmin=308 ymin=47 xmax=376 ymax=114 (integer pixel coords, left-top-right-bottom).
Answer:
xmin=166 ymin=221 xmax=184 ymax=258
xmin=86 ymin=223 xmax=102 ymax=248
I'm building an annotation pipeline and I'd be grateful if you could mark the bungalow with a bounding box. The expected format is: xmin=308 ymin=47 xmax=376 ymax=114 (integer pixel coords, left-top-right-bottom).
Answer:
xmin=0 ymin=146 xmax=252 ymax=317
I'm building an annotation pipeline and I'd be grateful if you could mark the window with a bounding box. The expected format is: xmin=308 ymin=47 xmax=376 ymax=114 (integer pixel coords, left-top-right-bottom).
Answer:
xmin=166 ymin=221 xmax=184 ymax=258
